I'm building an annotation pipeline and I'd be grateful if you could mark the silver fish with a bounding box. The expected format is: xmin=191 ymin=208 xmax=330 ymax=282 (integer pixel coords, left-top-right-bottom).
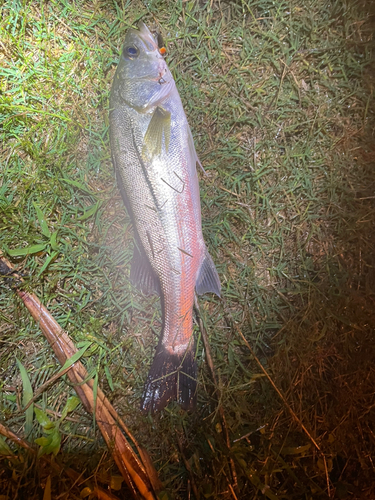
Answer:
xmin=109 ymin=22 xmax=220 ymax=412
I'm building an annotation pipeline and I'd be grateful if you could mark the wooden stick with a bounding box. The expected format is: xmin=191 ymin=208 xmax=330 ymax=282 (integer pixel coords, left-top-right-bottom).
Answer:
xmin=0 ymin=255 xmax=160 ymax=500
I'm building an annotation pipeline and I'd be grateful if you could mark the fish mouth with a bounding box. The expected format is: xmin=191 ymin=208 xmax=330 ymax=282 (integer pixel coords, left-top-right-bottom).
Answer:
xmin=129 ymin=74 xmax=170 ymax=85
xmin=158 ymin=67 xmax=168 ymax=83
xmin=128 ymin=66 xmax=169 ymax=84
xmin=134 ymin=21 xmax=159 ymax=52
xmin=142 ymin=65 xmax=168 ymax=82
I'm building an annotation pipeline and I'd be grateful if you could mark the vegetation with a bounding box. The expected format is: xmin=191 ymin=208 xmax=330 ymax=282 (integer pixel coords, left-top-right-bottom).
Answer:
xmin=1 ymin=0 xmax=374 ymax=498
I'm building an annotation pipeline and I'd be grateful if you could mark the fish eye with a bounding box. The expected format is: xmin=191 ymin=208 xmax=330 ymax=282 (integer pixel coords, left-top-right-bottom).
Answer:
xmin=124 ymin=45 xmax=139 ymax=60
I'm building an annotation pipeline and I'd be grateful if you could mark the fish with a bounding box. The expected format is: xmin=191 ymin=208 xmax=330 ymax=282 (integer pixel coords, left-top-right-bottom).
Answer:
xmin=109 ymin=21 xmax=221 ymax=413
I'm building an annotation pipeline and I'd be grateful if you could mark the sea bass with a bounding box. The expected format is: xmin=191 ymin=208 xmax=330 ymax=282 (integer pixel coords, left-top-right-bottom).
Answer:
xmin=109 ymin=22 xmax=220 ymax=413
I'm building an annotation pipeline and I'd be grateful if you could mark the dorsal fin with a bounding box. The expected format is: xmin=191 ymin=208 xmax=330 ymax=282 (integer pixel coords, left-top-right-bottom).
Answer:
xmin=195 ymin=249 xmax=221 ymax=297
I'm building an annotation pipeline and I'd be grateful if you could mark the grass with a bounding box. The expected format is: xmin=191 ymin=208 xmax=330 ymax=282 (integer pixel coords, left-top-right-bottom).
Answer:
xmin=1 ymin=0 xmax=375 ymax=498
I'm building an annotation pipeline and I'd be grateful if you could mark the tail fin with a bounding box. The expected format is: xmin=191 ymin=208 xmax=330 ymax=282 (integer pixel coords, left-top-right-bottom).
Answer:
xmin=140 ymin=344 xmax=197 ymax=413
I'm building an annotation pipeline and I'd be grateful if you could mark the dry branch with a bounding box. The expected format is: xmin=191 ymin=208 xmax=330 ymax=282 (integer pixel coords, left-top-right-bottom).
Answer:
xmin=0 ymin=255 xmax=161 ymax=500
xmin=0 ymin=422 xmax=120 ymax=500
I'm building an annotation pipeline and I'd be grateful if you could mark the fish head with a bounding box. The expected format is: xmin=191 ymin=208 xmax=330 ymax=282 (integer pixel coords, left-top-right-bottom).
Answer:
xmin=111 ymin=22 xmax=175 ymax=111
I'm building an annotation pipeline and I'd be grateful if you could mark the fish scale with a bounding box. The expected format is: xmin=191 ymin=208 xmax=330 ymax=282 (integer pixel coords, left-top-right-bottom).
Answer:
xmin=110 ymin=22 xmax=221 ymax=412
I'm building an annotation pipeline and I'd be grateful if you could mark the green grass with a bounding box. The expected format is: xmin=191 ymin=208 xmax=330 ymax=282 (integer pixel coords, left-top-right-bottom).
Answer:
xmin=1 ymin=0 xmax=375 ymax=498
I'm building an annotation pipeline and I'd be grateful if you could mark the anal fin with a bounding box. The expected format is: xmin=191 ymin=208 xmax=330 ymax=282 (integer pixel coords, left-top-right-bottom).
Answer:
xmin=114 ymin=168 xmax=160 ymax=296
xmin=130 ymin=243 xmax=160 ymax=296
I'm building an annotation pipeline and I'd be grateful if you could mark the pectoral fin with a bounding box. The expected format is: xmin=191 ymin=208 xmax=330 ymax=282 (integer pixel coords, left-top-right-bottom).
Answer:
xmin=143 ymin=106 xmax=171 ymax=159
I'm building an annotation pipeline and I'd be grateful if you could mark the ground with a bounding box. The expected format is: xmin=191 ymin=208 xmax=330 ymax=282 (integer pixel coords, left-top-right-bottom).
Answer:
xmin=0 ymin=0 xmax=375 ymax=498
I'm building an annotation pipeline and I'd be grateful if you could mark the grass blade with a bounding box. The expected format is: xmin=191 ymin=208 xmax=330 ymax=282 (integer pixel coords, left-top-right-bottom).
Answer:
xmin=15 ymin=358 xmax=34 ymax=437
xmin=33 ymin=202 xmax=51 ymax=239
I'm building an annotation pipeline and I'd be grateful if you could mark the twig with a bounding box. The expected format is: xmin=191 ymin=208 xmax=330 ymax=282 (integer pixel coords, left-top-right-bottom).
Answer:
xmin=0 ymin=422 xmax=34 ymax=452
xmin=222 ymin=303 xmax=332 ymax=498
xmin=177 ymin=435 xmax=200 ymax=500
xmin=0 ymin=254 xmax=160 ymax=500
xmin=0 ymin=422 xmax=120 ymax=500
xmin=229 ymin=315 xmax=321 ymax=451
xmin=20 ymin=364 xmax=74 ymax=413
xmin=194 ymin=295 xmax=238 ymax=491
xmin=194 ymin=295 xmax=217 ymax=385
